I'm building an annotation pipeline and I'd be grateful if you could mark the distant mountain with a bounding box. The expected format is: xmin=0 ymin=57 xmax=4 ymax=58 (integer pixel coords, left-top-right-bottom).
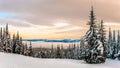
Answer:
xmin=23 ymin=39 xmax=80 ymax=43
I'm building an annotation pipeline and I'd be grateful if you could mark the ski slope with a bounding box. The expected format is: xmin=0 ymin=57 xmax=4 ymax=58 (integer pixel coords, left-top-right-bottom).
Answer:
xmin=0 ymin=52 xmax=119 ymax=68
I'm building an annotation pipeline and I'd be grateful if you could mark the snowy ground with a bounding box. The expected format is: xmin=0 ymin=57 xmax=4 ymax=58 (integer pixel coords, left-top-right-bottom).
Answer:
xmin=0 ymin=52 xmax=119 ymax=68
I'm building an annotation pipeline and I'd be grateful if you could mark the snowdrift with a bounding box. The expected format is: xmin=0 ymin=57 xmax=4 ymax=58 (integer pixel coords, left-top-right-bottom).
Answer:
xmin=0 ymin=52 xmax=119 ymax=68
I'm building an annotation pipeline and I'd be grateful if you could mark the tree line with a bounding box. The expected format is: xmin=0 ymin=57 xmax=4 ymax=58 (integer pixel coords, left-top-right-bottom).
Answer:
xmin=33 ymin=44 xmax=81 ymax=59
xmin=0 ymin=24 xmax=33 ymax=56
xmin=0 ymin=24 xmax=82 ymax=60
xmin=107 ymin=28 xmax=120 ymax=60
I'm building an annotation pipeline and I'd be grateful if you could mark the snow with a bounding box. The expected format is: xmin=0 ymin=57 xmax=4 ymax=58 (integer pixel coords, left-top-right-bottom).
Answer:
xmin=0 ymin=52 xmax=120 ymax=68
xmin=97 ymin=40 xmax=104 ymax=54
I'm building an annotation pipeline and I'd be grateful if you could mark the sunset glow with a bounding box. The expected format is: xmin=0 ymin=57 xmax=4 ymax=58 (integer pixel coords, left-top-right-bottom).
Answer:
xmin=0 ymin=0 xmax=120 ymax=39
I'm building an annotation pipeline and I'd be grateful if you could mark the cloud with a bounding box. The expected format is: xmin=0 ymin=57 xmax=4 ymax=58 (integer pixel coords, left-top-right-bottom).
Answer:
xmin=1 ymin=0 xmax=120 ymax=25
xmin=53 ymin=22 xmax=70 ymax=28
xmin=0 ymin=0 xmax=120 ymax=39
xmin=104 ymin=22 xmax=120 ymax=26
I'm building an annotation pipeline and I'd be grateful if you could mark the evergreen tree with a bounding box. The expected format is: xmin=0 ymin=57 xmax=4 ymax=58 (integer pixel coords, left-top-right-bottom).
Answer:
xmin=12 ymin=34 xmax=16 ymax=53
xmin=116 ymin=30 xmax=120 ymax=54
xmin=24 ymin=43 xmax=28 ymax=56
xmin=72 ymin=43 xmax=78 ymax=59
xmin=38 ymin=46 xmax=43 ymax=58
xmin=66 ymin=44 xmax=72 ymax=59
xmin=15 ymin=32 xmax=21 ymax=54
xmin=111 ymin=30 xmax=116 ymax=59
xmin=3 ymin=24 xmax=12 ymax=53
xmin=83 ymin=6 xmax=106 ymax=63
xmin=60 ymin=45 xmax=65 ymax=58
xmin=107 ymin=28 xmax=112 ymax=58
xmin=116 ymin=30 xmax=120 ymax=60
xmin=0 ymin=28 xmax=3 ymax=51
xmin=19 ymin=37 xmax=24 ymax=55
xmin=28 ymin=42 xmax=33 ymax=56
xmin=56 ymin=46 xmax=61 ymax=58
xmin=97 ymin=20 xmax=107 ymax=62
xmin=50 ymin=44 xmax=55 ymax=58
xmin=84 ymin=6 xmax=98 ymax=63
xmin=79 ymin=37 xmax=86 ymax=59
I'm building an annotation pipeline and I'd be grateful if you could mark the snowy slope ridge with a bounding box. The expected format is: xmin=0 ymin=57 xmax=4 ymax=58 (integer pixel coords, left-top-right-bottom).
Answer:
xmin=0 ymin=52 xmax=119 ymax=68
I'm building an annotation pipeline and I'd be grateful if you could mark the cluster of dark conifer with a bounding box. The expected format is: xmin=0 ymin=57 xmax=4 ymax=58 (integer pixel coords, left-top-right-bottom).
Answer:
xmin=33 ymin=44 xmax=81 ymax=59
xmin=0 ymin=24 xmax=33 ymax=56
xmin=107 ymin=28 xmax=120 ymax=60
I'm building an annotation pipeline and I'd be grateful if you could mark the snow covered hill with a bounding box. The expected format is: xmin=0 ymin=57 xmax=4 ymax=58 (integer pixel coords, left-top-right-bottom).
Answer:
xmin=0 ymin=52 xmax=119 ymax=68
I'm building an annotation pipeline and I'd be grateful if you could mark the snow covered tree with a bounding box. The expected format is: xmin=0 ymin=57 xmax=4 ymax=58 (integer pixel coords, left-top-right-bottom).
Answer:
xmin=0 ymin=28 xmax=3 ymax=52
xmin=83 ymin=6 xmax=106 ymax=63
xmin=72 ymin=43 xmax=79 ymax=59
xmin=28 ymin=42 xmax=33 ymax=56
xmin=12 ymin=34 xmax=17 ymax=53
xmin=14 ymin=32 xmax=21 ymax=54
xmin=107 ymin=28 xmax=112 ymax=58
xmin=60 ymin=45 xmax=65 ymax=58
xmin=66 ymin=44 xmax=72 ymax=59
xmin=84 ymin=6 xmax=98 ymax=63
xmin=24 ymin=43 xmax=29 ymax=56
xmin=50 ymin=44 xmax=55 ymax=58
xmin=37 ymin=46 xmax=42 ymax=58
xmin=97 ymin=20 xmax=107 ymax=61
xmin=80 ymin=37 xmax=86 ymax=60
xmin=2 ymin=24 xmax=12 ymax=53
xmin=70 ymin=44 xmax=75 ymax=59
xmin=116 ymin=31 xmax=120 ymax=55
xmin=19 ymin=37 xmax=24 ymax=55
xmin=56 ymin=45 xmax=61 ymax=58
xmin=110 ymin=30 xmax=116 ymax=59
xmin=76 ymin=45 xmax=81 ymax=59
xmin=115 ymin=30 xmax=120 ymax=60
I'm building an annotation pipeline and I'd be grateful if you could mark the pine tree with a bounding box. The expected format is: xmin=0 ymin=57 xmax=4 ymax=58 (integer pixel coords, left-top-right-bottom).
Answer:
xmin=60 ymin=45 xmax=65 ymax=58
xmin=80 ymin=37 xmax=86 ymax=60
xmin=84 ymin=6 xmax=98 ymax=63
xmin=15 ymin=32 xmax=21 ymax=54
xmin=28 ymin=42 xmax=33 ymax=56
xmin=116 ymin=31 xmax=120 ymax=54
xmin=111 ymin=30 xmax=116 ymax=59
xmin=56 ymin=45 xmax=61 ymax=58
xmin=83 ymin=6 xmax=106 ymax=63
xmin=38 ymin=46 xmax=42 ymax=58
xmin=66 ymin=44 xmax=72 ymax=59
xmin=97 ymin=20 xmax=107 ymax=62
xmin=50 ymin=44 xmax=55 ymax=58
xmin=72 ymin=43 xmax=78 ymax=59
xmin=19 ymin=37 xmax=24 ymax=55
xmin=3 ymin=24 xmax=12 ymax=53
xmin=116 ymin=30 xmax=120 ymax=60
xmin=24 ymin=43 xmax=28 ymax=56
xmin=107 ymin=28 xmax=112 ymax=58
xmin=12 ymin=34 xmax=16 ymax=53
xmin=0 ymin=28 xmax=3 ymax=51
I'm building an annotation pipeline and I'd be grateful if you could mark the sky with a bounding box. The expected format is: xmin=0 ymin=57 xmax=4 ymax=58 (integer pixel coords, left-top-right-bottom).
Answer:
xmin=0 ymin=0 xmax=120 ymax=39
